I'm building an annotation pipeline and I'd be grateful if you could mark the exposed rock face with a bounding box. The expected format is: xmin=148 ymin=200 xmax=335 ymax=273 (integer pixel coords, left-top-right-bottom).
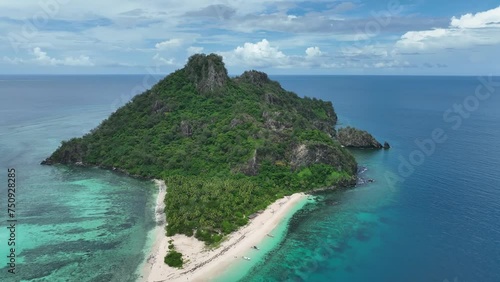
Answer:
xmin=180 ymin=120 xmax=193 ymax=137
xmin=337 ymin=127 xmax=383 ymax=149
xmin=152 ymin=100 xmax=167 ymax=114
xmin=235 ymin=70 xmax=273 ymax=87
xmin=185 ymin=53 xmax=229 ymax=93
xmin=240 ymin=149 xmax=259 ymax=176
xmin=41 ymin=139 xmax=87 ymax=165
xmin=290 ymin=143 xmax=357 ymax=177
xmin=383 ymin=141 xmax=391 ymax=149
xmin=237 ymin=142 xmax=357 ymax=180
xmin=262 ymin=111 xmax=291 ymax=132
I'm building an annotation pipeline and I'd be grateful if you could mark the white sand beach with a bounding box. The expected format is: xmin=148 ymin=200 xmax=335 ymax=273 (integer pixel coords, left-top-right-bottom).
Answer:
xmin=139 ymin=180 xmax=307 ymax=282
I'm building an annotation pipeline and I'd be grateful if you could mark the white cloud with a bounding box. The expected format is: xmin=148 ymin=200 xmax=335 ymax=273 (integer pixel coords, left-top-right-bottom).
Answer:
xmin=222 ymin=39 xmax=289 ymax=68
xmin=33 ymin=47 xmax=57 ymax=65
xmin=187 ymin=46 xmax=204 ymax=55
xmin=372 ymin=60 xmax=412 ymax=68
xmin=305 ymin=47 xmax=323 ymax=58
xmin=2 ymin=56 xmax=24 ymax=65
xmin=32 ymin=47 xmax=94 ymax=66
xmin=451 ymin=6 xmax=500 ymax=28
xmin=396 ymin=6 xmax=500 ymax=51
xmin=0 ymin=1 xmax=497 ymax=74
xmin=153 ymin=53 xmax=175 ymax=65
xmin=221 ymin=39 xmax=397 ymax=70
xmin=341 ymin=45 xmax=389 ymax=58
xmin=155 ymin=38 xmax=183 ymax=50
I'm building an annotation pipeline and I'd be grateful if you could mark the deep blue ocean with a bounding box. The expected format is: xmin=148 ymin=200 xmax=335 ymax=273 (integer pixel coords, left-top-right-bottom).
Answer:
xmin=1 ymin=75 xmax=499 ymax=281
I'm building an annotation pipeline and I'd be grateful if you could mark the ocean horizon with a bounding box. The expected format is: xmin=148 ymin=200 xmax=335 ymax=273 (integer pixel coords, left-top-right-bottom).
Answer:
xmin=1 ymin=74 xmax=499 ymax=281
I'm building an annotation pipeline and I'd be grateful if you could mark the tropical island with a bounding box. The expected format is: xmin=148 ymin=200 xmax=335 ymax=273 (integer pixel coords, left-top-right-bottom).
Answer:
xmin=42 ymin=54 xmax=386 ymax=281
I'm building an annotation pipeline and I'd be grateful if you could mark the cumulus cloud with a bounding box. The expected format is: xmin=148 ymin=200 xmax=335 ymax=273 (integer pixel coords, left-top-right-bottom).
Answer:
xmin=32 ymin=47 xmax=94 ymax=66
xmin=187 ymin=46 xmax=204 ymax=55
xmin=155 ymin=38 xmax=182 ymax=50
xmin=305 ymin=47 xmax=323 ymax=58
xmin=2 ymin=56 xmax=24 ymax=65
xmin=451 ymin=6 xmax=500 ymax=28
xmin=372 ymin=60 xmax=413 ymax=68
xmin=341 ymin=45 xmax=389 ymax=58
xmin=222 ymin=39 xmax=289 ymax=68
xmin=396 ymin=6 xmax=500 ymax=51
xmin=221 ymin=40 xmax=407 ymax=70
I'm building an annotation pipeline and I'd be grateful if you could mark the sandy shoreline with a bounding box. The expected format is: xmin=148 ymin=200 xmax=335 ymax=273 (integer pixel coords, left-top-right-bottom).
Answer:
xmin=138 ymin=180 xmax=167 ymax=281
xmin=139 ymin=180 xmax=308 ymax=282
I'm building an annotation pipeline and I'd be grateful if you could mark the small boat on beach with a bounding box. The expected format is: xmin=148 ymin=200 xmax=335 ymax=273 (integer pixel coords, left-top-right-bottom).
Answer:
xmin=252 ymin=246 xmax=260 ymax=250
xmin=267 ymin=233 xmax=274 ymax=238
xmin=242 ymin=256 xmax=251 ymax=261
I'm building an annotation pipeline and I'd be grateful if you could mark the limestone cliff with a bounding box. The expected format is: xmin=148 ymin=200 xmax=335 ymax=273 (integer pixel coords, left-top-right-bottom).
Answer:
xmin=337 ymin=126 xmax=387 ymax=149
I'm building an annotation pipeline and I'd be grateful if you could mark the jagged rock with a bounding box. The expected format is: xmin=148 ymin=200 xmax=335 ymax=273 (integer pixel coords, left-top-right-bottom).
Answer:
xmin=42 ymin=139 xmax=87 ymax=165
xmin=290 ymin=143 xmax=357 ymax=177
xmin=383 ymin=141 xmax=391 ymax=149
xmin=313 ymin=120 xmax=335 ymax=138
xmin=262 ymin=111 xmax=290 ymax=132
xmin=152 ymin=100 xmax=166 ymax=114
xmin=230 ymin=114 xmax=255 ymax=128
xmin=185 ymin=53 xmax=229 ymax=93
xmin=235 ymin=70 xmax=273 ymax=87
xmin=337 ymin=127 xmax=383 ymax=149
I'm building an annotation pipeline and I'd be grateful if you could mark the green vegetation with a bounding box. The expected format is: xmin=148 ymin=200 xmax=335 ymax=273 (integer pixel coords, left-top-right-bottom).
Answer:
xmin=43 ymin=53 xmax=358 ymax=246
xmin=165 ymin=163 xmax=353 ymax=244
xmin=164 ymin=243 xmax=183 ymax=268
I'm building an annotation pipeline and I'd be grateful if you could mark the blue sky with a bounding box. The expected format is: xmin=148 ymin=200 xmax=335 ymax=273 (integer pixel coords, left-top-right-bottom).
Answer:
xmin=1 ymin=0 xmax=500 ymax=75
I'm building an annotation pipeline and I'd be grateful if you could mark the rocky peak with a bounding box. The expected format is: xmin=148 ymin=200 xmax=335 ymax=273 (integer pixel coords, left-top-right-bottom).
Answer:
xmin=184 ymin=53 xmax=229 ymax=93
xmin=235 ymin=70 xmax=272 ymax=87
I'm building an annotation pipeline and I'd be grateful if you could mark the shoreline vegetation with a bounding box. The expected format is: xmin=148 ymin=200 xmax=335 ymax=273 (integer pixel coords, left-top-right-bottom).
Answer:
xmin=140 ymin=179 xmax=308 ymax=282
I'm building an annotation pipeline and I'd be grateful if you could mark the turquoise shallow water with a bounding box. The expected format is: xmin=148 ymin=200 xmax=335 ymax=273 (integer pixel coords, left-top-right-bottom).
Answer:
xmin=236 ymin=150 xmax=396 ymax=282
xmin=0 ymin=76 xmax=158 ymax=281
xmin=216 ymin=196 xmax=313 ymax=282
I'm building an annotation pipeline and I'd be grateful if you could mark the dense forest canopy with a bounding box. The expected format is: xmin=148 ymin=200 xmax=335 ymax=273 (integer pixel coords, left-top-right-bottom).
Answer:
xmin=43 ymin=54 xmax=368 ymax=245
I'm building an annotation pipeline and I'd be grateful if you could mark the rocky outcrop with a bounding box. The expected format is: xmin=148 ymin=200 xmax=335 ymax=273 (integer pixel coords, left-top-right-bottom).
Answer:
xmin=337 ymin=127 xmax=383 ymax=149
xmin=262 ymin=111 xmax=292 ymax=132
xmin=383 ymin=141 xmax=391 ymax=149
xmin=234 ymin=70 xmax=273 ymax=87
xmin=185 ymin=53 xmax=229 ymax=93
xmin=41 ymin=138 xmax=87 ymax=165
xmin=290 ymin=143 xmax=357 ymax=176
xmin=236 ymin=142 xmax=357 ymax=180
